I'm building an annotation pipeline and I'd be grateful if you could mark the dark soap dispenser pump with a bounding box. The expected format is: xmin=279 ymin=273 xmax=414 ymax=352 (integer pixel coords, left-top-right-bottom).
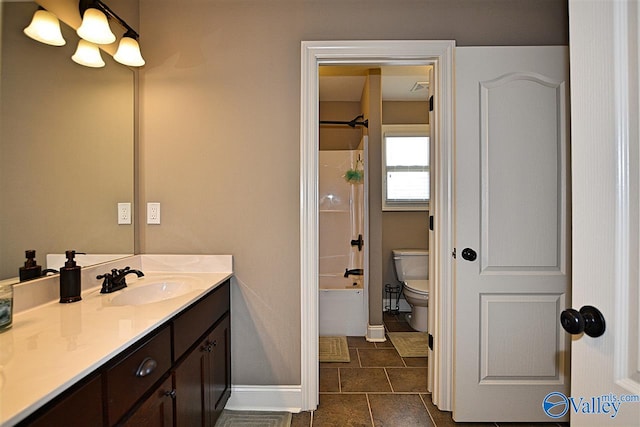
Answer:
xmin=19 ymin=249 xmax=42 ymax=282
xmin=59 ymin=250 xmax=82 ymax=303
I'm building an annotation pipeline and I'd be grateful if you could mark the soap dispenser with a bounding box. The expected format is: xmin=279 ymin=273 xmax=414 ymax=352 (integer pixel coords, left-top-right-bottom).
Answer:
xmin=59 ymin=250 xmax=82 ymax=303
xmin=19 ymin=249 xmax=42 ymax=282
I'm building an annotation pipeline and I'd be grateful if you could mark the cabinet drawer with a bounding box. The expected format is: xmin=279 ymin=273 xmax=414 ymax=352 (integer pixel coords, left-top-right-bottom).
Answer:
xmin=106 ymin=326 xmax=171 ymax=425
xmin=173 ymin=280 xmax=230 ymax=359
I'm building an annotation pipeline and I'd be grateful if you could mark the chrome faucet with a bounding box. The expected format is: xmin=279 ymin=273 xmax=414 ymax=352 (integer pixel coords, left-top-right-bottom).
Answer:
xmin=98 ymin=266 xmax=144 ymax=294
xmin=344 ymin=268 xmax=364 ymax=278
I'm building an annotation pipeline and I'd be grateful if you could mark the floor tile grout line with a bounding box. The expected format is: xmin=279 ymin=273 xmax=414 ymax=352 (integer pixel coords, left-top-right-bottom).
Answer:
xmin=420 ymin=393 xmax=439 ymax=427
xmin=337 ymin=367 xmax=342 ymax=393
xmin=383 ymin=367 xmax=395 ymax=393
xmin=365 ymin=393 xmax=375 ymax=427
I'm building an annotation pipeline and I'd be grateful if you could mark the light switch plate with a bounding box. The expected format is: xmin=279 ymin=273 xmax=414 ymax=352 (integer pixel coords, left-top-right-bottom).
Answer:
xmin=118 ymin=202 xmax=131 ymax=225
xmin=147 ymin=202 xmax=161 ymax=224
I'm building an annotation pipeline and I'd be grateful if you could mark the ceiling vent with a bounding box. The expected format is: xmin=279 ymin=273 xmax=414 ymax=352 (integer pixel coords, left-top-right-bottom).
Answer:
xmin=410 ymin=81 xmax=429 ymax=92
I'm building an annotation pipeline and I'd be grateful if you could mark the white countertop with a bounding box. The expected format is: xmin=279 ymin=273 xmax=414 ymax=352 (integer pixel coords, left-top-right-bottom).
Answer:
xmin=0 ymin=255 xmax=232 ymax=426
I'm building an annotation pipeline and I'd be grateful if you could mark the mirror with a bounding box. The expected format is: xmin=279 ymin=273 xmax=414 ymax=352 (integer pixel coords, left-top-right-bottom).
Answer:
xmin=0 ymin=1 xmax=135 ymax=282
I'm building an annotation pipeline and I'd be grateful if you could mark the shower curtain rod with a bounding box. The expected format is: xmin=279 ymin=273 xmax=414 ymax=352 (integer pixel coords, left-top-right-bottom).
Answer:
xmin=320 ymin=114 xmax=369 ymax=128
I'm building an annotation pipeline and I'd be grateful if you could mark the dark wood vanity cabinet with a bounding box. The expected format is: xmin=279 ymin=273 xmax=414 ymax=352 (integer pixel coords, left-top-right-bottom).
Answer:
xmin=174 ymin=314 xmax=231 ymax=427
xmin=19 ymin=279 xmax=231 ymax=427
xmin=173 ymin=280 xmax=231 ymax=427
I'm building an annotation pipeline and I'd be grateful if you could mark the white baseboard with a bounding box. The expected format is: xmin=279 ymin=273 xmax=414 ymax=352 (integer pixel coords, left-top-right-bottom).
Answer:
xmin=366 ymin=324 xmax=386 ymax=342
xmin=225 ymin=385 xmax=303 ymax=413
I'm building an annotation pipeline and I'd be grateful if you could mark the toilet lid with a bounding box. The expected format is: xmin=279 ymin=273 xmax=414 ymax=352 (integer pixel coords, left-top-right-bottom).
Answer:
xmin=404 ymin=279 xmax=429 ymax=294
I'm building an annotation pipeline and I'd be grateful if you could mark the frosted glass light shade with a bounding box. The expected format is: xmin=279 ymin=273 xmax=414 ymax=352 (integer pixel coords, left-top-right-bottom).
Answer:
xmin=114 ymin=36 xmax=145 ymax=67
xmin=23 ymin=9 xmax=66 ymax=46
xmin=71 ymin=40 xmax=105 ymax=68
xmin=77 ymin=8 xmax=115 ymax=45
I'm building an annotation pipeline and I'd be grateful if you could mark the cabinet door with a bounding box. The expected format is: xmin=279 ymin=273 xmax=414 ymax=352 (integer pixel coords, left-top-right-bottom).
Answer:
xmin=174 ymin=314 xmax=231 ymax=427
xmin=122 ymin=377 xmax=174 ymax=427
xmin=209 ymin=315 xmax=231 ymax=415
xmin=174 ymin=336 xmax=209 ymax=427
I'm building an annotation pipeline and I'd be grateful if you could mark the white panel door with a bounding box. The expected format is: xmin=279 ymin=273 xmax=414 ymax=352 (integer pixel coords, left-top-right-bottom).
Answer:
xmin=454 ymin=46 xmax=570 ymax=422
xmin=568 ymin=1 xmax=640 ymax=425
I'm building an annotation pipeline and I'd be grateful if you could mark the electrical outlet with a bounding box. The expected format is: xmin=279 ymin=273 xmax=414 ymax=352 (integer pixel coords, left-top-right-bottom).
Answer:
xmin=147 ymin=202 xmax=161 ymax=224
xmin=118 ymin=202 xmax=131 ymax=225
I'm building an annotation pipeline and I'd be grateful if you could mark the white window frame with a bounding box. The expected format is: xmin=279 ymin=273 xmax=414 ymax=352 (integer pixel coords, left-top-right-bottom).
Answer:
xmin=382 ymin=124 xmax=430 ymax=211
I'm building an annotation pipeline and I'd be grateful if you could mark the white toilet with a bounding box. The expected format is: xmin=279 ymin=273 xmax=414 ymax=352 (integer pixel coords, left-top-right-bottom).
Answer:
xmin=392 ymin=249 xmax=429 ymax=332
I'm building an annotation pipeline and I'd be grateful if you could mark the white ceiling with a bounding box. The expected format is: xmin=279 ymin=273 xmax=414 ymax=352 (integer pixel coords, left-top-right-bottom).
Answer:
xmin=319 ymin=65 xmax=431 ymax=102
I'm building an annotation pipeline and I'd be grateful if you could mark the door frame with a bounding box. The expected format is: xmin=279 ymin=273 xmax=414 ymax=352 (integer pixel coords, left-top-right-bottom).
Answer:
xmin=300 ymin=40 xmax=455 ymax=411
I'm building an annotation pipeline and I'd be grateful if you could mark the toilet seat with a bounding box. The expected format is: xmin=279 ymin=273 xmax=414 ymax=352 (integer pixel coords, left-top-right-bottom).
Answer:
xmin=404 ymin=279 xmax=428 ymax=296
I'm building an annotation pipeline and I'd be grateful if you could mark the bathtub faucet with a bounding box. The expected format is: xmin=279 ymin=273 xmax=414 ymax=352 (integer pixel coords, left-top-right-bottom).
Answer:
xmin=344 ymin=268 xmax=364 ymax=278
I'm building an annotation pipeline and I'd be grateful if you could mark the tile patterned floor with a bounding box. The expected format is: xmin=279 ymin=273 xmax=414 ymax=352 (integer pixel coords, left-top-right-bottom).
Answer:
xmin=291 ymin=312 xmax=568 ymax=427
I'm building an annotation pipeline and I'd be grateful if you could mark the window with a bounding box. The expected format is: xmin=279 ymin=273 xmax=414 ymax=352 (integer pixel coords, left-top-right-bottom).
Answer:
xmin=382 ymin=125 xmax=429 ymax=211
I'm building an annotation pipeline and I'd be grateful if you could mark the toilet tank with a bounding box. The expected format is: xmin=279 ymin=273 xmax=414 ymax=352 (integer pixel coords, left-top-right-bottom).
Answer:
xmin=392 ymin=249 xmax=429 ymax=281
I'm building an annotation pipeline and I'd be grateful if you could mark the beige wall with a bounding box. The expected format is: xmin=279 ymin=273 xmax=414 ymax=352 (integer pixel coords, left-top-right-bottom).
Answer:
xmin=139 ymin=0 xmax=568 ymax=386
xmin=383 ymin=101 xmax=429 ymax=125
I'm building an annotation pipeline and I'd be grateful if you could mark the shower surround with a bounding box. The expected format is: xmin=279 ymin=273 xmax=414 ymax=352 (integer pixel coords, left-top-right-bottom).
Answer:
xmin=319 ymin=150 xmax=367 ymax=336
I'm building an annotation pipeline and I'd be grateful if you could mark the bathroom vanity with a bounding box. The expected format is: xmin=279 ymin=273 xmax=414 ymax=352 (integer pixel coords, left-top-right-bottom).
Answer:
xmin=0 ymin=255 xmax=233 ymax=427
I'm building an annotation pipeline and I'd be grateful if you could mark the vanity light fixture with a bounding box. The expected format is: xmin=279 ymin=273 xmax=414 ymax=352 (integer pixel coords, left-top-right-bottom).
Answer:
xmin=77 ymin=0 xmax=145 ymax=67
xmin=22 ymin=0 xmax=144 ymax=68
xmin=71 ymin=39 xmax=105 ymax=68
xmin=23 ymin=7 xmax=66 ymax=46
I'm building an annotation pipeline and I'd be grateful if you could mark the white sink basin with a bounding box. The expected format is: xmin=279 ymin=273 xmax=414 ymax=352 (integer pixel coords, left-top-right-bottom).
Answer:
xmin=105 ymin=276 xmax=196 ymax=306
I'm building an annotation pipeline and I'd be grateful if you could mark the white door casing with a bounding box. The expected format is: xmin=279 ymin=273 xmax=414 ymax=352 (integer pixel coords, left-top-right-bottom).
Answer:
xmin=300 ymin=40 xmax=455 ymax=411
xmin=569 ymin=0 xmax=640 ymax=425
xmin=427 ymin=65 xmax=436 ymax=397
xmin=454 ymin=46 xmax=571 ymax=421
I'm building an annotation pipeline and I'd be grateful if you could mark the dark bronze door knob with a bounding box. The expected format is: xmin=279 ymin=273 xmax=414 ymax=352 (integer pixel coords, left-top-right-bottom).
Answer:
xmin=461 ymin=248 xmax=477 ymax=261
xmin=560 ymin=305 xmax=606 ymax=337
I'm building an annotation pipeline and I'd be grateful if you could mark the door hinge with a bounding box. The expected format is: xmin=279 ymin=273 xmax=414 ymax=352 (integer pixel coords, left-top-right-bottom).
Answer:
xmin=428 ymin=334 xmax=434 ymax=351
xmin=429 ymin=95 xmax=434 ymax=112
xmin=429 ymin=215 xmax=434 ymax=231
xmin=452 ymin=248 xmax=456 ymax=259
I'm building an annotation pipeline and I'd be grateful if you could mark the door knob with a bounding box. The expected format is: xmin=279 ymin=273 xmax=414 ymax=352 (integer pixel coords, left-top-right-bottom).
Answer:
xmin=560 ymin=305 xmax=606 ymax=337
xmin=461 ymin=248 xmax=477 ymax=261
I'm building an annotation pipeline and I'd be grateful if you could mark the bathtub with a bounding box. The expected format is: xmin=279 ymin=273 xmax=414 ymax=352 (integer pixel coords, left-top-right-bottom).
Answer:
xmin=319 ymin=275 xmax=367 ymax=336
